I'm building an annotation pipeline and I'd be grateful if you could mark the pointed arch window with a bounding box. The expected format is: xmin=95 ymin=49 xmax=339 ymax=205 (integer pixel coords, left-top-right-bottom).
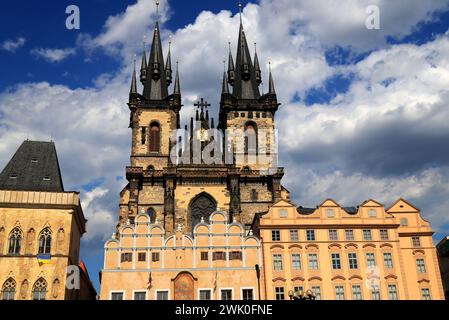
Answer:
xmin=147 ymin=208 xmax=156 ymax=223
xmin=149 ymin=122 xmax=161 ymax=153
xmin=8 ymin=227 xmax=22 ymax=255
xmin=2 ymin=278 xmax=16 ymax=300
xmin=244 ymin=122 xmax=258 ymax=154
xmin=38 ymin=228 xmax=52 ymax=255
xmin=32 ymin=278 xmax=47 ymax=300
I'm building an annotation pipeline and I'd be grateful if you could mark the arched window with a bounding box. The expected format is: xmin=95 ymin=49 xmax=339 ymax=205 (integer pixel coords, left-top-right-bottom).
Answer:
xmin=38 ymin=228 xmax=52 ymax=255
xmin=147 ymin=208 xmax=156 ymax=223
xmin=189 ymin=193 xmax=217 ymax=231
xmin=244 ymin=122 xmax=258 ymax=154
xmin=8 ymin=227 xmax=22 ymax=255
xmin=2 ymin=278 xmax=16 ymax=300
xmin=149 ymin=122 xmax=160 ymax=153
xmin=32 ymin=278 xmax=47 ymax=300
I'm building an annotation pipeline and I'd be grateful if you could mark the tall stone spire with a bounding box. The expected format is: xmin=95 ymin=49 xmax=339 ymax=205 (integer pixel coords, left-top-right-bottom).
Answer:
xmin=232 ymin=16 xmax=260 ymax=99
xmin=173 ymin=61 xmax=181 ymax=96
xmin=130 ymin=57 xmax=137 ymax=97
xmin=254 ymin=43 xmax=262 ymax=85
xmin=227 ymin=42 xmax=235 ymax=86
xmin=268 ymin=61 xmax=276 ymax=95
xmin=140 ymin=38 xmax=147 ymax=85
xmin=222 ymin=60 xmax=230 ymax=95
xmin=165 ymin=38 xmax=173 ymax=86
xmin=142 ymin=19 xmax=169 ymax=100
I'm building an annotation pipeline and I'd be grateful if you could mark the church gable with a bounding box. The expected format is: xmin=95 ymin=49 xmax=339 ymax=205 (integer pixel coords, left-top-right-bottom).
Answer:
xmin=387 ymin=198 xmax=420 ymax=213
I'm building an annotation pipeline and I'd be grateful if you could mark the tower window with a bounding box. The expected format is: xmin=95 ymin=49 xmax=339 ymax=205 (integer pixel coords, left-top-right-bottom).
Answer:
xmin=141 ymin=127 xmax=146 ymax=145
xmin=245 ymin=122 xmax=257 ymax=154
xmin=149 ymin=122 xmax=160 ymax=153
xmin=38 ymin=228 xmax=52 ymax=255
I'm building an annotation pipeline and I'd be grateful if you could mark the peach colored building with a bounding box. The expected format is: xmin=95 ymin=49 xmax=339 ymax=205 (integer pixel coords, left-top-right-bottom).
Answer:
xmin=251 ymin=199 xmax=445 ymax=300
xmin=100 ymin=211 xmax=263 ymax=300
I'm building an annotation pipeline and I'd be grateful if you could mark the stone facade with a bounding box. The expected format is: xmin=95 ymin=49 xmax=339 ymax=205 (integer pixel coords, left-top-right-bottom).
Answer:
xmin=0 ymin=190 xmax=96 ymax=300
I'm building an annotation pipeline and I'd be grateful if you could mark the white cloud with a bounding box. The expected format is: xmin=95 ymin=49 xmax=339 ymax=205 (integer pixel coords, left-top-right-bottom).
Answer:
xmin=1 ymin=0 xmax=449 ymax=250
xmin=1 ymin=37 xmax=26 ymax=52
xmin=30 ymin=47 xmax=76 ymax=63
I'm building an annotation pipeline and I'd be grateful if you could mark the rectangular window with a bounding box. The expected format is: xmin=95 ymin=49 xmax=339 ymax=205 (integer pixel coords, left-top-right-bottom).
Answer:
xmin=311 ymin=286 xmax=321 ymax=300
xmin=306 ymin=229 xmax=316 ymax=241
xmin=352 ymin=285 xmax=362 ymax=300
xmin=368 ymin=209 xmax=377 ymax=217
xmin=221 ymin=289 xmax=232 ymax=300
xmin=199 ymin=290 xmax=211 ymax=300
xmin=141 ymin=127 xmax=146 ymax=144
xmin=294 ymin=286 xmax=304 ymax=294
xmin=121 ymin=253 xmax=132 ymax=262
xmin=111 ymin=292 xmax=124 ymax=300
xmin=230 ymin=251 xmax=242 ymax=260
xmin=345 ymin=229 xmax=354 ymax=241
xmin=329 ymin=229 xmax=338 ymax=241
xmin=412 ymin=237 xmax=421 ymax=247
xmin=201 ymin=252 xmax=209 ymax=261
xmin=242 ymin=289 xmax=254 ymax=300
xmin=138 ymin=252 xmax=146 ymax=262
xmin=421 ymin=288 xmax=431 ymax=300
xmin=279 ymin=209 xmax=288 ymax=218
xmin=363 ymin=229 xmax=372 ymax=241
xmin=366 ymin=253 xmax=376 ymax=267
xmin=273 ymin=254 xmax=283 ymax=271
xmin=289 ymin=230 xmax=299 ymax=241
xmin=291 ymin=254 xmax=301 ymax=271
xmin=383 ymin=253 xmax=394 ymax=269
xmin=156 ymin=291 xmax=169 ymax=300
xmin=388 ymin=285 xmax=398 ymax=300
xmin=308 ymin=253 xmax=319 ymax=270
xmin=416 ymin=259 xmax=426 ymax=273
xmin=335 ymin=286 xmax=345 ymax=300
xmin=348 ymin=253 xmax=358 ymax=269
xmin=275 ymin=287 xmax=285 ymax=300
xmin=134 ymin=292 xmax=146 ymax=300
xmin=152 ymin=252 xmax=160 ymax=262
xmin=331 ymin=253 xmax=341 ymax=270
xmin=213 ymin=252 xmax=226 ymax=261
xmin=271 ymin=230 xmax=281 ymax=241
xmin=371 ymin=285 xmax=381 ymax=300
xmin=380 ymin=229 xmax=389 ymax=241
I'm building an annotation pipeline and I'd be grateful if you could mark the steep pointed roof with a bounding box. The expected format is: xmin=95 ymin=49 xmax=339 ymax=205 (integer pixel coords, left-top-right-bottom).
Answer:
xmin=140 ymin=44 xmax=147 ymax=84
xmin=0 ymin=141 xmax=64 ymax=192
xmin=143 ymin=21 xmax=169 ymax=100
xmin=130 ymin=60 xmax=137 ymax=96
xmin=173 ymin=61 xmax=181 ymax=95
xmin=222 ymin=71 xmax=229 ymax=94
xmin=268 ymin=62 xmax=276 ymax=95
xmin=233 ymin=23 xmax=261 ymax=99
xmin=165 ymin=41 xmax=173 ymax=86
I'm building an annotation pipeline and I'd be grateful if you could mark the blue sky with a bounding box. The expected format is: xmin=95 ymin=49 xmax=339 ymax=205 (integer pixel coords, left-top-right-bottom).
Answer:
xmin=1 ymin=0 xmax=449 ymax=293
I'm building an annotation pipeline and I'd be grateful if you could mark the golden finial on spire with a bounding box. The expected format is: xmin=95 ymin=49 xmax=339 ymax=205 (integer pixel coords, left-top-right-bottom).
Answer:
xmin=155 ymin=0 xmax=160 ymax=26
xmin=238 ymin=1 xmax=243 ymax=24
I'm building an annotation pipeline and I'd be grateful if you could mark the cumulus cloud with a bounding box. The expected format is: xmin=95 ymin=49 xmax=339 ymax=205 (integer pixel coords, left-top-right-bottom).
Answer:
xmin=30 ymin=47 xmax=76 ymax=63
xmin=1 ymin=0 xmax=449 ymax=269
xmin=1 ymin=37 xmax=26 ymax=52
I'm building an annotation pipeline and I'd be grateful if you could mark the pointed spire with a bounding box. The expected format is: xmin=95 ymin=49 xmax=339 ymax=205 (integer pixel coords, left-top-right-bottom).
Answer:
xmin=268 ymin=61 xmax=276 ymax=95
xmin=173 ymin=61 xmax=181 ymax=96
xmin=222 ymin=60 xmax=230 ymax=95
xmin=254 ymin=42 xmax=262 ymax=85
xmin=233 ymin=18 xmax=260 ymax=99
xmin=227 ymin=42 xmax=235 ymax=86
xmin=140 ymin=37 xmax=148 ymax=85
xmin=211 ymin=117 xmax=215 ymax=129
xmin=165 ymin=37 xmax=173 ymax=86
xmin=143 ymin=18 xmax=168 ymax=100
xmin=130 ymin=57 xmax=137 ymax=96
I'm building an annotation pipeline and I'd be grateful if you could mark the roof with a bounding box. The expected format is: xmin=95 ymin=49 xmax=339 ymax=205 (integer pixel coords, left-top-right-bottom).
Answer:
xmin=437 ymin=236 xmax=449 ymax=257
xmin=0 ymin=140 xmax=64 ymax=192
xmin=297 ymin=207 xmax=316 ymax=215
xmin=342 ymin=207 xmax=358 ymax=214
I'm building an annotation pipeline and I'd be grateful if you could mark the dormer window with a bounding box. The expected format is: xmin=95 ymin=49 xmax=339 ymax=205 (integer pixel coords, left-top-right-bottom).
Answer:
xmin=326 ymin=209 xmax=335 ymax=218
xmin=279 ymin=209 xmax=288 ymax=218
xmin=9 ymin=174 xmax=17 ymax=179
xmin=31 ymin=158 xmax=38 ymax=164
xmin=43 ymin=176 xmax=51 ymax=181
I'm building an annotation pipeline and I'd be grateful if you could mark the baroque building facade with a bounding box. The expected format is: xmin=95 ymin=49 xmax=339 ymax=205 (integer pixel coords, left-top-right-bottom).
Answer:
xmin=0 ymin=141 xmax=96 ymax=300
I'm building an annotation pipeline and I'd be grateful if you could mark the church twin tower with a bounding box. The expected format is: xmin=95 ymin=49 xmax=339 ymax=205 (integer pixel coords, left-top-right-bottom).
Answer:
xmin=121 ymin=11 xmax=288 ymax=234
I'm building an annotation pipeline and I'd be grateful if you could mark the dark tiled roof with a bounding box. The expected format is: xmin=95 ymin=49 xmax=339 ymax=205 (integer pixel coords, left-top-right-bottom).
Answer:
xmin=343 ymin=207 xmax=358 ymax=214
xmin=0 ymin=140 xmax=64 ymax=192
xmin=297 ymin=207 xmax=316 ymax=215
